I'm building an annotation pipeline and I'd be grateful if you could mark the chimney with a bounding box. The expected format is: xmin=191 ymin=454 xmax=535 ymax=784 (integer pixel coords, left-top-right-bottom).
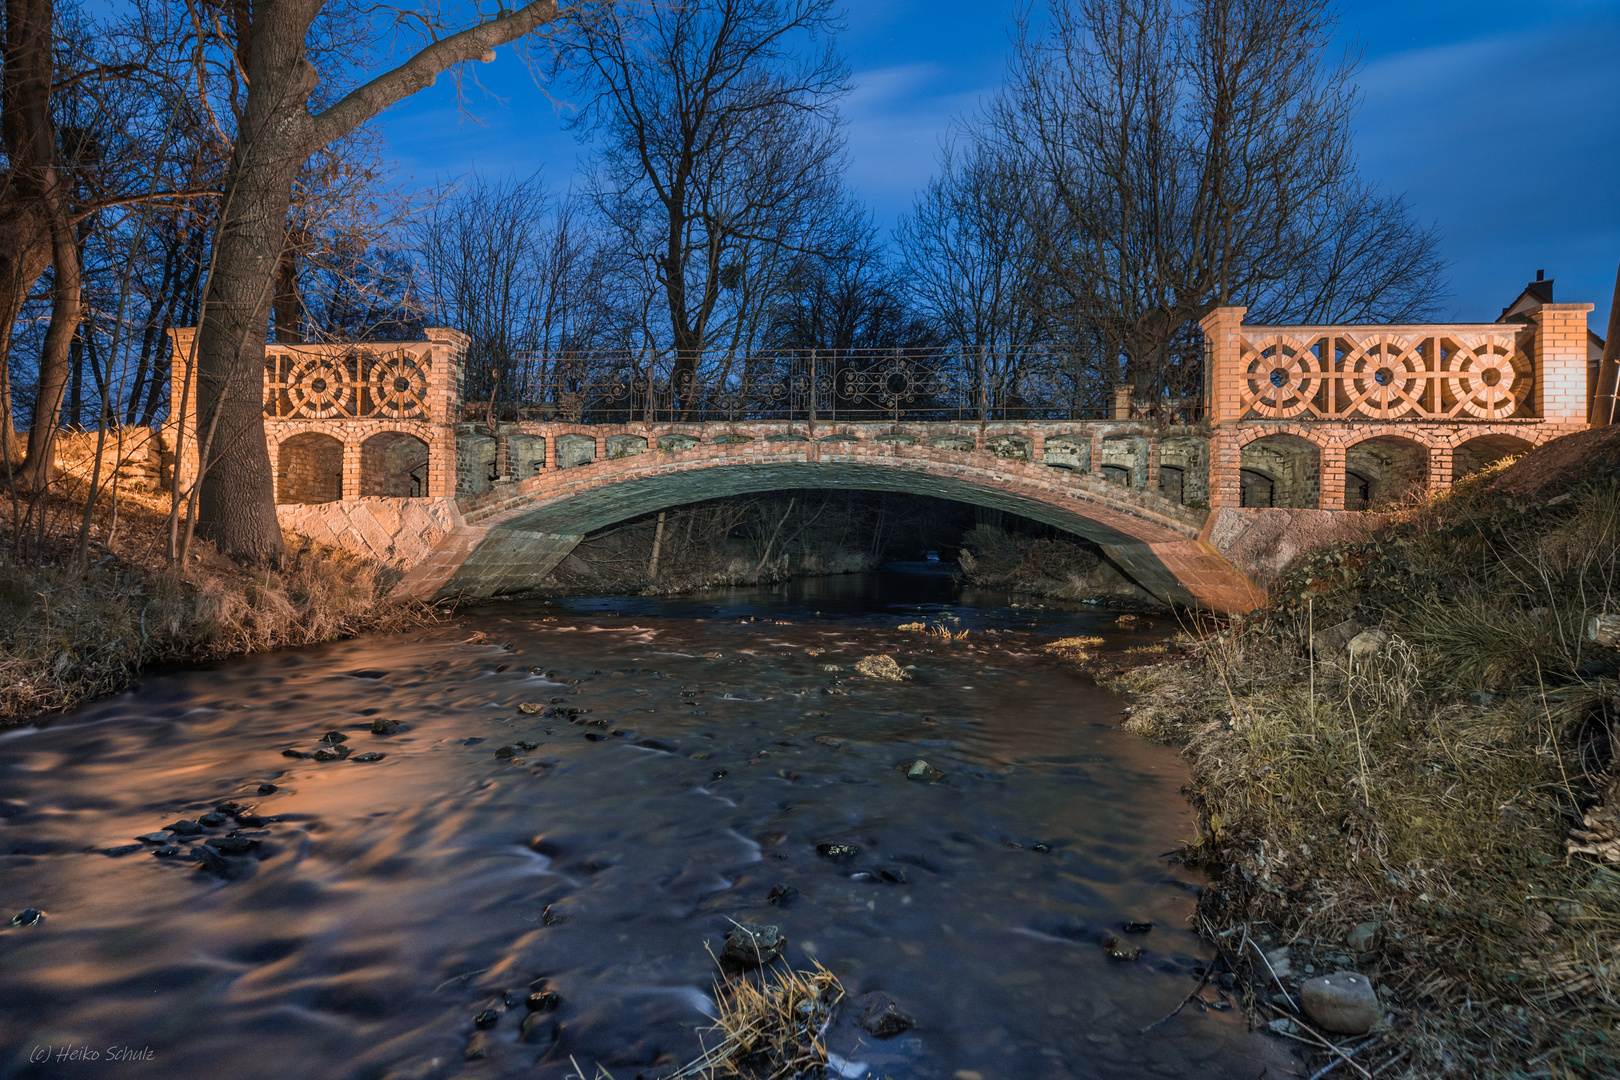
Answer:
xmin=1537 ymin=269 xmax=1545 ymax=281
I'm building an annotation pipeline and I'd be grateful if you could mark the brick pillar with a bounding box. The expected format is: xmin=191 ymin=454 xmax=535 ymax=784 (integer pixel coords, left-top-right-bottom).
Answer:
xmin=1199 ymin=307 xmax=1249 ymax=424
xmin=1145 ymin=435 xmax=1160 ymax=494
xmin=165 ymin=327 xmax=199 ymax=492
xmin=544 ymin=426 xmax=557 ymax=470
xmin=1319 ymin=441 xmax=1346 ymax=511
xmin=1532 ymin=303 xmax=1595 ymax=425
xmin=1111 ymin=383 xmax=1135 ymax=420
xmin=1427 ymin=444 xmax=1453 ymax=493
xmin=1088 ymin=431 xmax=1102 ymax=477
xmin=1209 ymin=429 xmax=1242 ymax=509
xmin=1028 ymin=431 xmax=1045 ymax=463
xmin=342 ymin=437 xmax=362 ymax=500
xmin=267 ymin=438 xmax=280 ymax=503
xmin=424 ymin=327 xmax=469 ymax=497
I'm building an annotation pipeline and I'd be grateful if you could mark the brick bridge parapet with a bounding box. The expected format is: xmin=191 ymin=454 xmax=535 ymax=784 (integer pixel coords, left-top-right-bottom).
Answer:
xmin=163 ymin=296 xmax=1596 ymax=612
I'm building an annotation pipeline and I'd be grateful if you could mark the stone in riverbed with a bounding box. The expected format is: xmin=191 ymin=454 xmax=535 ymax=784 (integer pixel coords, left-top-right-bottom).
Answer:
xmin=720 ymin=922 xmax=786 ymax=970
xmin=370 ymin=718 xmax=402 ymax=735
xmin=321 ymin=730 xmax=348 ymax=744
xmin=1100 ymin=934 xmax=1140 ymax=960
xmin=136 ymin=832 xmax=171 ymax=844
xmin=312 ymin=744 xmax=349 ymax=762
xmin=816 ymin=842 xmax=859 ymax=860
xmin=472 ymin=1008 xmax=500 ymax=1029
xmin=525 ymin=990 xmax=560 ymax=1012
xmin=206 ymin=835 xmax=260 ymax=855
xmin=767 ymin=883 xmax=799 ymax=905
xmin=494 ymin=746 xmax=516 ymax=758
xmin=257 ymin=783 xmax=278 ymax=794
xmin=102 ymin=844 xmax=145 ymax=857
xmin=10 ymin=908 xmax=45 ymax=927
xmin=198 ymin=812 xmax=228 ymax=827
xmin=165 ymin=819 xmax=204 ymax=835
xmin=352 ymin=752 xmax=384 ymax=763
xmin=854 ymin=655 xmax=909 ymax=681
xmin=1300 ymin=971 xmax=1381 ymax=1034
xmin=905 ymin=760 xmax=945 ymax=783
xmin=280 ymin=748 xmax=308 ymax=759
xmin=857 ymin=991 xmax=914 ymax=1038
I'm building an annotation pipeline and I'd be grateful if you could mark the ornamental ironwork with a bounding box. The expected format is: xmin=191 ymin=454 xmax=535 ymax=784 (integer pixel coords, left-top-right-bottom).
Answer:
xmin=265 ymin=345 xmax=433 ymax=420
xmin=499 ymin=350 xmax=1127 ymax=424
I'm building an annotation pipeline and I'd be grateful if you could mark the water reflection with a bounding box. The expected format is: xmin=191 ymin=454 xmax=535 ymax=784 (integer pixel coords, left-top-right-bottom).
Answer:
xmin=0 ymin=570 xmax=1288 ymax=1079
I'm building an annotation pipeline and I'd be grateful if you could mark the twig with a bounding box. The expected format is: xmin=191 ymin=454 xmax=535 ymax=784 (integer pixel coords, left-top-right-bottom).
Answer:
xmin=1369 ymin=1047 xmax=1409 ymax=1075
xmin=1141 ymin=965 xmax=1213 ymax=1033
xmin=1245 ymin=935 xmax=1297 ymax=1011
xmin=1305 ymin=1034 xmax=1385 ymax=1080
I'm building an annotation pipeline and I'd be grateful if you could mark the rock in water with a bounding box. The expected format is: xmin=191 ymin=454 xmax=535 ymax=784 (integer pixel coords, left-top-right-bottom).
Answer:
xmin=352 ymin=752 xmax=384 ymax=763
xmin=205 ymin=836 xmax=260 ymax=855
xmin=472 ymin=1008 xmax=500 ymax=1029
xmin=312 ymin=744 xmax=349 ymax=762
xmin=1300 ymin=971 xmax=1381 ymax=1034
xmin=854 ymin=655 xmax=910 ymax=681
xmin=321 ymin=730 xmax=348 ymax=744
xmin=857 ymin=991 xmax=914 ymax=1038
xmin=525 ymin=990 xmax=560 ymax=1012
xmin=11 ymin=908 xmax=45 ymax=927
xmin=370 ymin=718 xmax=402 ymax=735
xmin=165 ymin=819 xmax=204 ymax=835
xmin=1101 ymin=934 xmax=1140 ymax=960
xmin=816 ymin=842 xmax=859 ymax=860
xmin=719 ymin=922 xmax=786 ymax=970
xmin=767 ymin=883 xmax=799 ymax=905
xmin=905 ymin=760 xmax=945 ymax=782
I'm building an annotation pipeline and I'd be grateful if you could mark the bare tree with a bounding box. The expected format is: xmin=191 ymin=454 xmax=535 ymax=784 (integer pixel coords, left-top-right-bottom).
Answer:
xmin=178 ymin=0 xmax=575 ymax=566
xmin=984 ymin=0 xmax=1446 ymax=405
xmin=414 ymin=173 xmax=614 ymax=408
xmin=557 ymin=0 xmax=850 ymax=402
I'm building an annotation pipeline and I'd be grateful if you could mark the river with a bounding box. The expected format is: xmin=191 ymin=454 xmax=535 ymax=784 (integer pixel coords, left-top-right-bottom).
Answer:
xmin=0 ymin=566 xmax=1290 ymax=1079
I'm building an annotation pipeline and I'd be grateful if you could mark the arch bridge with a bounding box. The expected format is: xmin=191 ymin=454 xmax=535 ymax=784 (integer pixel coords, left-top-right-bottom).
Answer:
xmin=165 ymin=296 xmax=1596 ymax=613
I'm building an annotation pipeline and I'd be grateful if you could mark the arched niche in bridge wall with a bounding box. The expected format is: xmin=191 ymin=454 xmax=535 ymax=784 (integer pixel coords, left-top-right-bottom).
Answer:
xmin=1240 ymin=434 xmax=1319 ymax=508
xmin=1101 ymin=434 xmax=1148 ymax=488
xmin=276 ymin=432 xmax=344 ymax=504
xmin=557 ymin=433 xmax=597 ymax=468
xmin=1345 ymin=436 xmax=1428 ymax=510
xmin=607 ymin=434 xmax=648 ymax=459
xmin=1452 ymin=433 xmax=1534 ymax=482
xmin=459 ymin=433 xmax=497 ymax=495
xmin=986 ymin=434 xmax=1032 ymax=461
xmin=1042 ymin=434 xmax=1089 ymax=472
xmin=657 ymin=433 xmax=699 ymax=452
xmin=507 ymin=434 xmax=546 ymax=478
xmin=359 ymin=431 xmax=429 ymax=497
xmin=1158 ymin=436 xmax=1209 ymax=508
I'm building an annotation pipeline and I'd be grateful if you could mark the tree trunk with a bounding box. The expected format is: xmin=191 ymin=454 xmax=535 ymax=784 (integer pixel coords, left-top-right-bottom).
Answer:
xmin=0 ymin=202 xmax=51 ymax=467
xmin=191 ymin=0 xmax=323 ymax=565
xmin=189 ymin=0 xmax=564 ymax=563
xmin=4 ymin=0 xmax=81 ymax=490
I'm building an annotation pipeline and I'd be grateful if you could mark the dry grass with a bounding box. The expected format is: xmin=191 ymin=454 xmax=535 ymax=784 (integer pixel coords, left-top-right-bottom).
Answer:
xmin=0 ymin=481 xmax=436 ymax=723
xmin=668 ymin=960 xmax=845 ymax=1080
xmin=1094 ymin=473 xmax=1620 ymax=1078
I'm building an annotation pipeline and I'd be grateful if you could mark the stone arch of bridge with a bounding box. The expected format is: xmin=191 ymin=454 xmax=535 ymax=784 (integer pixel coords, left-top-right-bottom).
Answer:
xmin=399 ymin=444 xmax=1265 ymax=613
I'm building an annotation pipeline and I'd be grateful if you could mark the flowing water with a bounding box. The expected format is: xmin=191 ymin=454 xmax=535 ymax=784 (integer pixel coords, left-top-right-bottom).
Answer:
xmin=0 ymin=568 xmax=1291 ymax=1080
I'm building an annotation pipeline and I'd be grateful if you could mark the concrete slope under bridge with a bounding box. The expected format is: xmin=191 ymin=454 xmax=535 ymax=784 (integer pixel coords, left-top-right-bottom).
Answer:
xmin=397 ymin=435 xmax=1266 ymax=613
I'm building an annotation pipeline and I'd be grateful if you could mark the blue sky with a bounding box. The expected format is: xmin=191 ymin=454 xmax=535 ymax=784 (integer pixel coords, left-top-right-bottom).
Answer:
xmin=377 ymin=0 xmax=1620 ymax=336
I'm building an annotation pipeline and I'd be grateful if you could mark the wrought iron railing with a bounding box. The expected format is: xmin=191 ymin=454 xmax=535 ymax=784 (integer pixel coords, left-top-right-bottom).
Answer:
xmin=481 ymin=349 xmax=1176 ymax=424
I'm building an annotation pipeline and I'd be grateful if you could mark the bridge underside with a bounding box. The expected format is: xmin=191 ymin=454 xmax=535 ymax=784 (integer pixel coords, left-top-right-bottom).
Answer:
xmin=399 ymin=456 xmax=1265 ymax=613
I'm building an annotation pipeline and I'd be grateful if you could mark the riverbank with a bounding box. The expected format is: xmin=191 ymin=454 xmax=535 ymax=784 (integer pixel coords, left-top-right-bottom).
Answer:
xmin=1090 ymin=427 xmax=1620 ymax=1079
xmin=0 ymin=483 xmax=434 ymax=723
